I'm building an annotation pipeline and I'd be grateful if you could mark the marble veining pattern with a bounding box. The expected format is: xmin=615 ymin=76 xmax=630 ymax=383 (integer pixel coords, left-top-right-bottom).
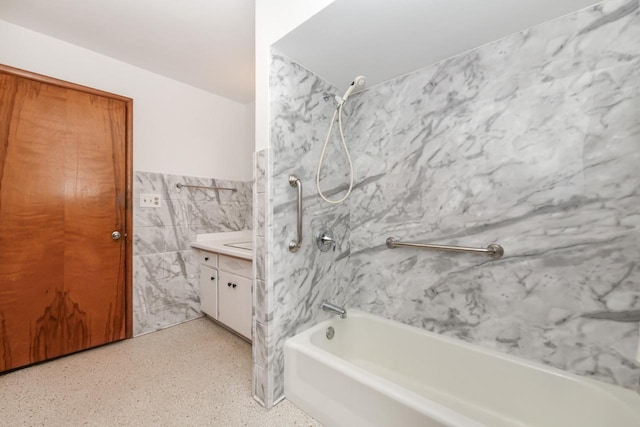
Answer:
xmin=262 ymin=52 xmax=353 ymax=407
xmin=252 ymin=148 xmax=270 ymax=406
xmin=134 ymin=171 xmax=252 ymax=336
xmin=344 ymin=0 xmax=640 ymax=389
xmin=262 ymin=0 xmax=640 ymax=404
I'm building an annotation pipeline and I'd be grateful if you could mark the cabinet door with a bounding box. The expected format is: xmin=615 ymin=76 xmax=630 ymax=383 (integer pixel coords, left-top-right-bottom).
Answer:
xmin=200 ymin=265 xmax=218 ymax=319
xmin=218 ymin=271 xmax=252 ymax=340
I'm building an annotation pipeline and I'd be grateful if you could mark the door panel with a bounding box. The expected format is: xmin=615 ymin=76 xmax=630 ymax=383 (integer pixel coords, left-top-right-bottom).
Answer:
xmin=0 ymin=69 xmax=129 ymax=372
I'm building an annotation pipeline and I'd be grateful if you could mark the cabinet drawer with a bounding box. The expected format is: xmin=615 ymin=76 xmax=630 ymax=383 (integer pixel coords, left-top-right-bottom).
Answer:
xmin=219 ymin=254 xmax=252 ymax=278
xmin=199 ymin=250 xmax=218 ymax=268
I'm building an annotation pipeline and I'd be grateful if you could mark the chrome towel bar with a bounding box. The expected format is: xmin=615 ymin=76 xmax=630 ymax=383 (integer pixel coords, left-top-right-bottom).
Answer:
xmin=386 ymin=237 xmax=504 ymax=259
xmin=176 ymin=183 xmax=237 ymax=192
xmin=289 ymin=175 xmax=302 ymax=253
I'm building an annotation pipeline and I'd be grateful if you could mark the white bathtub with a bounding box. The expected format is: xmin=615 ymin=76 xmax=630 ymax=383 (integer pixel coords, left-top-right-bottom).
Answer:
xmin=284 ymin=310 xmax=640 ymax=427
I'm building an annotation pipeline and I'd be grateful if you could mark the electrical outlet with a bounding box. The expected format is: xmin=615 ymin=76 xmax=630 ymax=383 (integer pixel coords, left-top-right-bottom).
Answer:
xmin=140 ymin=193 xmax=161 ymax=207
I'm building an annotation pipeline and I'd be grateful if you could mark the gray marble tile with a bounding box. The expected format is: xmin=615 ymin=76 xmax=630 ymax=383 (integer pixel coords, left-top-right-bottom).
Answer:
xmin=164 ymin=226 xmax=196 ymax=253
xmin=133 ymin=254 xmax=166 ymax=285
xmin=134 ymin=171 xmax=193 ymax=202
xmin=165 ymin=250 xmax=200 ymax=280
xmin=255 ymin=192 xmax=266 ymax=237
xmin=255 ymin=237 xmax=266 ymax=281
xmin=187 ymin=200 xmax=232 ymax=230
xmin=262 ymin=0 xmax=640 ymax=403
xmin=133 ymin=170 xmax=252 ymax=337
xmin=133 ymin=171 xmax=172 ymax=200
xmin=344 ymin=0 xmax=640 ymax=390
xmin=262 ymin=50 xmax=353 ymax=405
xmin=253 ymin=321 xmax=268 ymax=368
xmin=133 ymin=199 xmax=185 ymax=228
xmin=158 ymin=274 xmax=200 ymax=305
xmin=186 ymin=194 xmax=251 ymax=231
xmin=134 ymin=279 xmax=171 ymax=315
xmin=252 ymin=364 xmax=267 ymax=406
xmin=133 ymin=226 xmax=165 ymax=256
xmin=133 ymin=278 xmax=171 ymax=336
xmin=254 ymin=280 xmax=268 ymax=324
xmin=133 ymin=304 xmax=165 ymax=336
xmin=256 ymin=149 xmax=267 ymax=194
xmin=164 ymin=300 xmax=202 ymax=326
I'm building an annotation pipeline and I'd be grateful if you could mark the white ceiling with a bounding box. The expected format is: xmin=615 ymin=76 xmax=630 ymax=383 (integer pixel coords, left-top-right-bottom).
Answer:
xmin=0 ymin=0 xmax=255 ymax=103
xmin=274 ymin=0 xmax=601 ymax=92
xmin=0 ymin=0 xmax=604 ymax=103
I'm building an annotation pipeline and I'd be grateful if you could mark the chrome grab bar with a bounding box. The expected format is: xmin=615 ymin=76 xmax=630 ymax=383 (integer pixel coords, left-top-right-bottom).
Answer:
xmin=289 ymin=175 xmax=302 ymax=252
xmin=386 ymin=237 xmax=504 ymax=259
xmin=176 ymin=183 xmax=237 ymax=192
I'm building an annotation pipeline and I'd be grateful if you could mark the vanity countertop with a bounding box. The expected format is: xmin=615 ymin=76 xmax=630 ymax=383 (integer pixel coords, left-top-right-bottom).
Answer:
xmin=191 ymin=230 xmax=252 ymax=261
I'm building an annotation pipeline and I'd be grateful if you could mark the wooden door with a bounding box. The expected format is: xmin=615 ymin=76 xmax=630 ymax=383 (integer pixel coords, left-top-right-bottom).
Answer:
xmin=0 ymin=65 xmax=132 ymax=372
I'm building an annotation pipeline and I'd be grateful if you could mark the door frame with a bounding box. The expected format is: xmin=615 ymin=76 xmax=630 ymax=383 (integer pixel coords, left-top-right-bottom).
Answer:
xmin=0 ymin=64 xmax=134 ymax=338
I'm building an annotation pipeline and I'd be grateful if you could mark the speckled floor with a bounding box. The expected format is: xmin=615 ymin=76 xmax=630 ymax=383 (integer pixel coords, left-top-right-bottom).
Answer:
xmin=0 ymin=318 xmax=321 ymax=426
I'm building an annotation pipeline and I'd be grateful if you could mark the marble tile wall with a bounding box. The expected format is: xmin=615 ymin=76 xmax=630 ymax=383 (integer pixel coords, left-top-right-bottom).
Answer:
xmin=256 ymin=53 xmax=353 ymax=408
xmin=252 ymin=149 xmax=269 ymax=406
xmin=262 ymin=0 xmax=640 ymax=403
xmin=344 ymin=0 xmax=640 ymax=390
xmin=133 ymin=171 xmax=252 ymax=336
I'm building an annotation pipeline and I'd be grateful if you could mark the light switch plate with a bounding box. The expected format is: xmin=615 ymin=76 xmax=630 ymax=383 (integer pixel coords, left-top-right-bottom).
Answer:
xmin=140 ymin=193 xmax=161 ymax=207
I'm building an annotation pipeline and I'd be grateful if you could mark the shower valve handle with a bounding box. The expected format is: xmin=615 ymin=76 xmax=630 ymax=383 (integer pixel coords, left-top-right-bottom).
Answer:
xmin=321 ymin=235 xmax=336 ymax=251
xmin=316 ymin=228 xmax=337 ymax=252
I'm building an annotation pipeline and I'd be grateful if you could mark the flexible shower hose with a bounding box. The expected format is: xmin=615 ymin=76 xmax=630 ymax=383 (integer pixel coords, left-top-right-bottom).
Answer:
xmin=316 ymin=103 xmax=354 ymax=204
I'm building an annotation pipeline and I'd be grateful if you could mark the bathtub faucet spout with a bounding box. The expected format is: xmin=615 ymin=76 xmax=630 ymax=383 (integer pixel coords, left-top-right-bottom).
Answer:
xmin=322 ymin=301 xmax=347 ymax=319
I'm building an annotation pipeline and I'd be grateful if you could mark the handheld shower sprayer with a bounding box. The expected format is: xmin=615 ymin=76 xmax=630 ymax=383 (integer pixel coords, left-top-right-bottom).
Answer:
xmin=317 ymin=75 xmax=366 ymax=205
xmin=335 ymin=75 xmax=366 ymax=107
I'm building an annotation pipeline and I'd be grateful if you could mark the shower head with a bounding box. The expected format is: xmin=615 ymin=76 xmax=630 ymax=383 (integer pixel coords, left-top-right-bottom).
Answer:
xmin=338 ymin=75 xmax=366 ymax=106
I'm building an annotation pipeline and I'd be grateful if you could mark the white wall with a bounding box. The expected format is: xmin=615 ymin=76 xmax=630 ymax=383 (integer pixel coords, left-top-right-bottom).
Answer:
xmin=0 ymin=19 xmax=254 ymax=181
xmin=254 ymin=0 xmax=335 ymax=151
xmin=244 ymin=100 xmax=256 ymax=173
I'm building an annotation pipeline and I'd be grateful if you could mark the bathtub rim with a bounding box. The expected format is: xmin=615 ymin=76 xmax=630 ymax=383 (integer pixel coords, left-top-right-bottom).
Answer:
xmin=285 ymin=320 xmax=486 ymax=427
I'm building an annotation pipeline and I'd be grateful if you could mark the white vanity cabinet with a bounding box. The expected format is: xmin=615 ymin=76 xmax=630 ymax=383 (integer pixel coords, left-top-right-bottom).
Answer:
xmin=198 ymin=250 xmax=252 ymax=341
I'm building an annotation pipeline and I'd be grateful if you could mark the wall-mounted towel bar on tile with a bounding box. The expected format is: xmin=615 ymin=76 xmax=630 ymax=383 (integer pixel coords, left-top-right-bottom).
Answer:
xmin=289 ymin=175 xmax=302 ymax=253
xmin=386 ymin=237 xmax=504 ymax=259
xmin=175 ymin=183 xmax=237 ymax=192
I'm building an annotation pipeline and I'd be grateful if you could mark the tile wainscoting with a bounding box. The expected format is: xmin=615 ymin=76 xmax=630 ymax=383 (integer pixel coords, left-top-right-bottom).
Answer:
xmin=133 ymin=171 xmax=252 ymax=336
